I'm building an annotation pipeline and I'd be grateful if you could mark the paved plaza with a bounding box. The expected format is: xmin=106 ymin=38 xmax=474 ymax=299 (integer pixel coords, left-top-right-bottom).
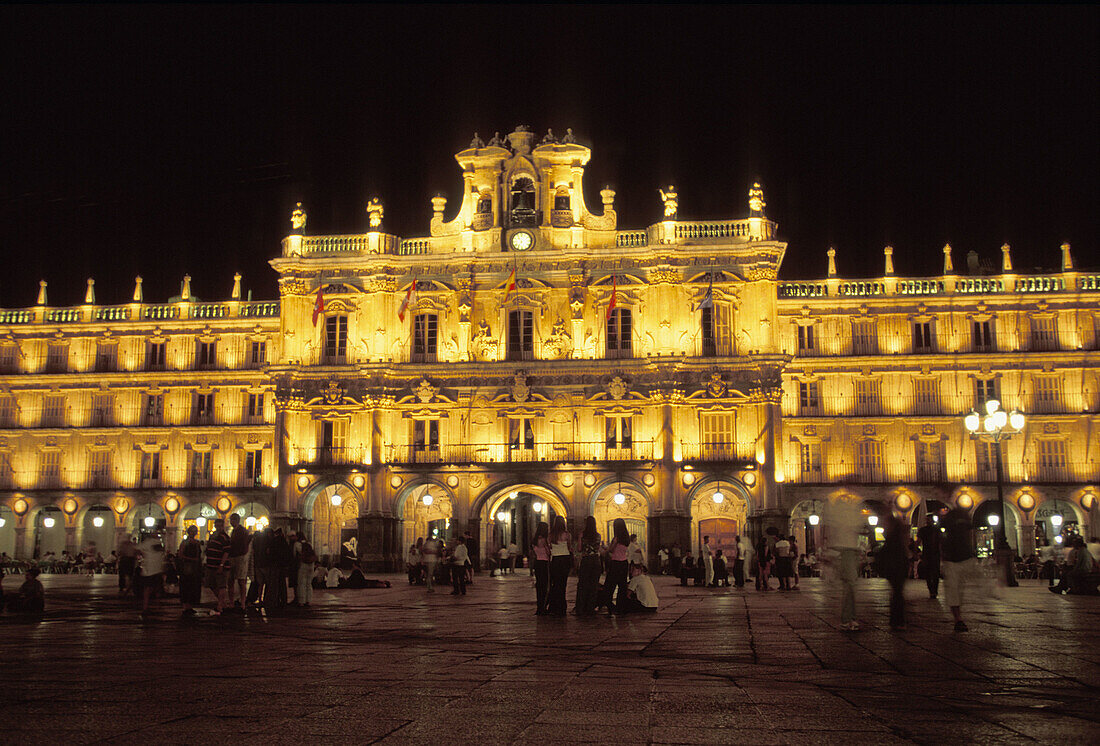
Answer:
xmin=1 ymin=571 xmax=1098 ymax=745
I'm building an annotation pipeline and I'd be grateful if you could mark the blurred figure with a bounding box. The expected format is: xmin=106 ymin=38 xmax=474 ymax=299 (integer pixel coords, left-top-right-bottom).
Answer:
xmin=879 ymin=511 xmax=910 ymax=630
xmin=117 ymin=535 xmax=138 ymax=596
xmin=917 ymin=515 xmax=942 ymax=599
xmin=824 ymin=494 xmax=865 ymax=631
xmin=574 ymin=516 xmax=602 ymax=615
xmin=941 ymin=506 xmax=977 ymax=631
xmin=135 ymin=532 xmax=167 ymax=619
xmin=177 ymin=525 xmax=203 ymax=616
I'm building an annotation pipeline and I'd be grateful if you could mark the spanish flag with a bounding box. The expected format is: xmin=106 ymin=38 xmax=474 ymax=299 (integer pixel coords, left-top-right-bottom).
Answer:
xmin=606 ymin=274 xmax=618 ymax=320
xmin=312 ymin=285 xmax=325 ymax=326
xmin=505 ymin=265 xmax=517 ymax=297
xmin=398 ymin=277 xmax=417 ymax=322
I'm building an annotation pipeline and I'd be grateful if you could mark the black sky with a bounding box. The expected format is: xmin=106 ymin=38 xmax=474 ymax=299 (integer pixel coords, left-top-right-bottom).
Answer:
xmin=1 ymin=5 xmax=1096 ymax=306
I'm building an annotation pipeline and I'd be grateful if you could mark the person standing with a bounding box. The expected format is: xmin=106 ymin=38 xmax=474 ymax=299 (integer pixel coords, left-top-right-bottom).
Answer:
xmin=754 ymin=534 xmax=773 ymax=591
xmin=574 ymin=516 xmax=602 ymax=615
xmin=449 ymin=536 xmax=469 ymax=595
xmin=507 ymin=540 xmax=519 ymax=573
xmin=531 ymin=521 xmax=551 ymax=615
xmin=670 ymin=543 xmax=682 ymax=577
xmin=117 ymin=535 xmax=138 ymax=596
xmin=293 ymin=533 xmax=316 ymax=606
xmin=702 ymin=535 xmax=715 ymax=587
xmin=657 ymin=545 xmax=668 ymax=575
xmin=177 ymin=525 xmax=203 ymax=617
xmin=731 ymin=535 xmax=745 ymax=588
xmin=135 ymin=532 xmax=167 ymax=619
xmin=773 ymin=534 xmax=792 ymax=590
xmin=203 ymin=518 xmax=232 ymax=615
xmin=547 ymin=516 xmax=573 ymax=616
xmin=941 ymin=505 xmax=977 ymax=632
xmin=602 ymin=518 xmax=631 ymax=614
xmin=917 ymin=515 xmax=942 ymax=599
xmin=421 ymin=535 xmax=440 ymax=593
xmin=407 ymin=541 xmax=421 ymax=584
xmin=226 ymin=513 xmax=252 ymax=613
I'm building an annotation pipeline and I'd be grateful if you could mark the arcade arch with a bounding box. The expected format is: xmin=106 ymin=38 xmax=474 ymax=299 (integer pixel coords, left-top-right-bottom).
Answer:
xmin=479 ymin=481 xmax=568 ymax=563
xmin=0 ymin=505 xmax=13 ymax=557
xmin=398 ymin=481 xmax=454 ymax=550
xmin=77 ymin=505 xmax=116 ymax=556
xmin=688 ymin=479 xmax=749 ymax=557
xmin=303 ymin=481 xmax=361 ymax=560
xmin=589 ymin=478 xmax=648 ymax=558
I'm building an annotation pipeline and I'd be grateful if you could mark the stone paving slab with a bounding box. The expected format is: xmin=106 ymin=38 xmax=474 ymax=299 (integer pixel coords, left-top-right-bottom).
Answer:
xmin=1 ymin=572 xmax=1097 ymax=744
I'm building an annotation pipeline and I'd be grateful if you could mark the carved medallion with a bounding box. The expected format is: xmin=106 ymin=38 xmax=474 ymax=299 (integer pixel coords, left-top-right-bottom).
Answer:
xmin=414 ymin=379 xmax=437 ymax=404
xmin=705 ymin=372 xmax=728 ymax=398
xmin=323 ymin=381 xmax=344 ymax=405
xmin=510 ymin=371 xmax=531 ymax=403
xmin=606 ymin=375 xmax=629 ymax=401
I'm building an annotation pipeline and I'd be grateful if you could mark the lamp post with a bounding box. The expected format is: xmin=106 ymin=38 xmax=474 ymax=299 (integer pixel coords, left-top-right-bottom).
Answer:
xmin=964 ymin=399 xmax=1025 ymax=559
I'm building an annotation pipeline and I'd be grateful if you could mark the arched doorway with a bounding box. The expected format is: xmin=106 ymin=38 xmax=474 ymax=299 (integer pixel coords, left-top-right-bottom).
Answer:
xmin=308 ymin=483 xmax=360 ymax=563
xmin=128 ymin=503 xmax=166 ymax=540
xmin=789 ymin=499 xmax=824 ymax=556
xmin=480 ymin=482 xmax=568 ymax=567
xmin=973 ymin=500 xmax=1022 ymax=558
xmin=0 ymin=505 xmax=15 ymax=557
xmin=79 ymin=505 xmax=116 ymax=559
xmin=33 ymin=506 xmax=65 ymax=560
xmin=689 ymin=480 xmax=749 ymax=557
xmin=1035 ymin=498 xmax=1084 ymax=547
xmin=231 ymin=501 xmax=271 ymax=531
xmin=180 ymin=502 xmax=218 ymax=541
xmin=591 ymin=480 xmax=648 ymax=559
xmin=399 ymin=482 xmax=455 ymax=551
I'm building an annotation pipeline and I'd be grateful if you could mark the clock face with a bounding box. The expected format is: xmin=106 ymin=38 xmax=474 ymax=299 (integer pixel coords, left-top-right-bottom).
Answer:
xmin=510 ymin=231 xmax=533 ymax=251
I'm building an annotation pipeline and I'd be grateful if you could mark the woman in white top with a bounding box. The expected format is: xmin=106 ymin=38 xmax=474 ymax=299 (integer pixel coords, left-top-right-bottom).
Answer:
xmin=547 ymin=515 xmax=573 ymax=617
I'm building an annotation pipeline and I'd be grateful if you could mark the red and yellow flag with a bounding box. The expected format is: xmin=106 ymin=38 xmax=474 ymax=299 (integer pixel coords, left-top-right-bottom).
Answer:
xmin=311 ymin=285 xmax=325 ymax=326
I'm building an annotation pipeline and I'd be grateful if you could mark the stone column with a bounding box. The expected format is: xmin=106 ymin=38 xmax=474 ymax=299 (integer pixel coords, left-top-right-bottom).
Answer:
xmin=357 ymin=514 xmax=398 ymax=572
xmin=274 ymin=403 xmax=293 ymax=514
xmin=14 ymin=525 xmax=28 ymax=560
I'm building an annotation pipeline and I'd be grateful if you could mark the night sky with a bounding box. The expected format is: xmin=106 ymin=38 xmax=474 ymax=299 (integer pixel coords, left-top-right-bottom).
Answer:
xmin=1 ymin=5 xmax=1095 ymax=306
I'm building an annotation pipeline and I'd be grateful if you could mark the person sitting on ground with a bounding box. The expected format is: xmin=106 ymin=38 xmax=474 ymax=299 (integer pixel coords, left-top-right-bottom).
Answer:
xmin=623 ymin=564 xmax=658 ymax=613
xmin=1049 ymin=537 xmax=1098 ymax=595
xmin=10 ymin=568 xmax=45 ymax=613
xmin=312 ymin=562 xmax=328 ymax=589
xmin=712 ymin=549 xmax=729 ymax=587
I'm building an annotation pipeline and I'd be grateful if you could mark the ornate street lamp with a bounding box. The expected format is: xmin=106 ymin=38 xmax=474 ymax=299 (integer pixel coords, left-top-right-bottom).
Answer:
xmin=964 ymin=399 xmax=1025 ymax=554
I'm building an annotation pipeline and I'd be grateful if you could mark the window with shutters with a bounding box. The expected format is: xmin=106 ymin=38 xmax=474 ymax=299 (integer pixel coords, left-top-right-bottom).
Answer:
xmin=142 ymin=394 xmax=164 ymax=426
xmin=89 ymin=450 xmax=111 ymax=488
xmin=1033 ymin=376 xmax=1062 ymax=414
xmin=606 ymin=308 xmax=632 ymax=359
xmin=190 ymin=451 xmax=212 ymax=487
xmin=0 ymin=452 xmax=13 ymax=488
xmin=0 ymin=395 xmax=16 ymax=427
xmin=974 ymin=440 xmax=996 ymax=481
xmin=0 ymin=345 xmax=16 ymax=373
xmin=975 ymin=378 xmax=998 ymax=407
xmin=192 ymin=392 xmax=215 ymax=425
xmin=46 ymin=344 xmax=68 ymax=373
xmin=915 ymin=440 xmax=944 ymax=482
xmin=413 ymin=419 xmax=440 ymax=461
xmin=1030 ymin=316 xmax=1058 ymax=351
xmin=324 ymin=315 xmax=348 ymax=363
xmin=605 ymin=415 xmax=633 ymax=458
xmin=146 ymin=341 xmax=166 ymax=371
xmin=38 ymin=450 xmax=61 ymax=487
xmin=320 ymin=419 xmax=348 ymax=464
xmin=800 ymin=441 xmax=823 ymax=481
xmin=41 ymin=395 xmax=65 ymax=427
xmin=245 ymin=393 xmax=265 ymax=424
xmin=798 ymin=381 xmax=820 ymax=415
xmin=913 ymin=378 xmax=940 ymax=415
xmin=1036 ymin=440 xmax=1068 ymax=481
xmin=507 ymin=310 xmax=534 ymax=361
xmin=972 ymin=319 xmax=994 ymax=352
xmin=797 ymin=324 xmax=816 ymax=355
xmin=412 ymin=314 xmax=438 ymax=362
xmin=196 ymin=340 xmax=216 ymax=369
xmin=851 ymin=320 xmax=878 ymax=355
xmin=701 ymin=305 xmax=732 ymax=356
xmin=91 ymin=394 xmax=113 ymax=427
xmin=94 ymin=343 xmax=116 ymax=372
xmin=243 ymin=450 xmax=263 ymax=487
xmin=855 ymin=440 xmax=884 ymax=482
xmin=912 ymin=321 xmax=935 ymax=353
xmin=140 ymin=451 xmax=161 ymax=485
xmin=250 ymin=340 xmax=267 ymax=367
xmin=854 ymin=379 xmax=882 ymax=415
xmin=509 ymin=416 xmax=536 ymax=457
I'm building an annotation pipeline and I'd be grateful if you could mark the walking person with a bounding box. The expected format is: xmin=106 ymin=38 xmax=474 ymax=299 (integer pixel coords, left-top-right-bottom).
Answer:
xmin=754 ymin=534 xmax=773 ymax=591
xmin=422 ymin=535 xmax=440 ymax=593
xmin=879 ymin=511 xmax=910 ymax=630
xmin=135 ymin=532 xmax=167 ymax=620
xmin=824 ymin=495 xmax=864 ymax=631
xmin=547 ymin=516 xmax=573 ymax=616
xmin=602 ymin=518 xmax=631 ymax=614
xmin=788 ymin=535 xmax=801 ymax=590
xmin=774 ymin=534 xmax=792 ymax=590
xmin=117 ymin=535 xmax=138 ymax=596
xmin=532 ymin=521 xmax=551 ymax=615
xmin=574 ymin=516 xmax=602 ymax=615
xmin=917 ymin=515 xmax=942 ymax=598
xmin=177 ymin=525 xmax=203 ymax=617
xmin=941 ymin=505 xmax=977 ymax=632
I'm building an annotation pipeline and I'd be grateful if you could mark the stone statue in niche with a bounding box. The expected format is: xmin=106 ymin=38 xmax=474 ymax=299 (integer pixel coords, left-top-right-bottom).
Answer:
xmin=471 ymin=320 xmax=497 ymax=360
xmin=658 ymin=186 xmax=678 ymax=219
xmin=542 ymin=317 xmax=573 ymax=359
xmin=414 ymin=378 xmax=437 ymax=404
xmin=290 ymin=202 xmax=307 ymax=231
xmin=366 ymin=198 xmax=384 ymax=229
xmin=510 ymin=371 xmax=531 ymax=403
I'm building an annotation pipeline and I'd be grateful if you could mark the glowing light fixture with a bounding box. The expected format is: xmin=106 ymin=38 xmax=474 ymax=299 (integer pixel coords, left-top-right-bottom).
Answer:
xmin=742 ymin=472 xmax=756 ymax=488
xmin=143 ymin=516 xmax=156 ymax=528
xmin=1050 ymin=513 xmax=1063 ymax=529
xmin=532 ymin=500 xmax=544 ymax=512
xmin=496 ymin=510 xmax=508 ymax=522
xmin=92 ymin=516 xmax=104 ymax=528
xmin=712 ymin=480 xmax=724 ymax=505
xmin=1009 ymin=411 xmax=1025 ymax=431
xmin=1054 ymin=535 xmax=1063 ymax=544
xmin=195 ymin=516 xmax=207 ymax=528
xmin=867 ymin=514 xmax=879 ymax=527
xmin=422 ymin=492 xmax=434 ymax=507
xmin=808 ymin=513 xmax=820 ymax=526
xmin=985 ymin=399 xmax=1000 ymax=416
xmin=987 ymin=513 xmax=1000 ymax=527
xmin=0 ymin=518 xmax=5 ymax=528
xmin=613 ymin=491 xmax=625 ymax=505
xmin=43 ymin=516 xmax=56 ymax=528
xmin=245 ymin=515 xmax=257 ymax=528
xmin=963 ymin=412 xmax=980 ymax=432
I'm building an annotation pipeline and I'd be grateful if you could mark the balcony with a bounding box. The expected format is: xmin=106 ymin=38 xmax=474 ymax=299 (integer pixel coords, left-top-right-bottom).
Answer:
xmin=293 ymin=446 xmax=366 ymax=466
xmin=385 ymin=441 xmax=654 ymax=465
xmin=679 ymin=441 xmax=755 ymax=463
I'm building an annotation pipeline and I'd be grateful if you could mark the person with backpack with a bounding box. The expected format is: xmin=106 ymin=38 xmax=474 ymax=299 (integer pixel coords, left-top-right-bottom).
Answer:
xmin=293 ymin=533 xmax=317 ymax=606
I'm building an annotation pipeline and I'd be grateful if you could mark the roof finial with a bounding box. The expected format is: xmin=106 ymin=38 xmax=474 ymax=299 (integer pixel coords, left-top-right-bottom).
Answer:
xmin=942 ymin=243 xmax=954 ymax=275
xmin=1061 ymin=242 xmax=1073 ymax=271
xmin=367 ymin=197 xmax=384 ymax=230
xmin=181 ymin=274 xmax=192 ymax=301
xmin=84 ymin=278 xmax=96 ymax=304
xmin=658 ymin=186 xmax=678 ymax=219
xmin=1001 ymin=243 xmax=1013 ymax=272
xmin=133 ymin=276 xmax=143 ymax=303
xmin=37 ymin=280 xmax=47 ymax=306
xmin=231 ymin=273 xmax=242 ymax=300
xmin=748 ymin=182 xmax=766 ymax=216
xmin=883 ymin=245 xmax=895 ymax=276
xmin=290 ymin=202 xmax=307 ymax=233
xmin=827 ymin=247 xmax=837 ymax=277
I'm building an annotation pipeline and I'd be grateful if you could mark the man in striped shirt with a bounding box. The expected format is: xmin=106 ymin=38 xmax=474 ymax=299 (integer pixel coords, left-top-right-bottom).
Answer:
xmin=204 ymin=518 xmax=232 ymax=614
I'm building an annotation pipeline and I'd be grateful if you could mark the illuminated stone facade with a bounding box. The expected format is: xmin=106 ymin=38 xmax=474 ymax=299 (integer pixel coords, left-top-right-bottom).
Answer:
xmin=1 ymin=127 xmax=1096 ymax=566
